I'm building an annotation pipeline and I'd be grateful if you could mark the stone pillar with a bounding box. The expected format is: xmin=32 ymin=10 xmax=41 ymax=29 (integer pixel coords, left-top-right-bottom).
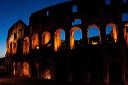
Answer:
xmin=104 ymin=64 xmax=110 ymax=84
xmin=99 ymin=22 xmax=106 ymax=44
xmin=38 ymin=32 xmax=42 ymax=50
xmin=82 ymin=17 xmax=88 ymax=46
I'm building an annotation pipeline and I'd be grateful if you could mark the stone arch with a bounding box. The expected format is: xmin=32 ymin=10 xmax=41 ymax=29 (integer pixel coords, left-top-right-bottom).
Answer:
xmin=54 ymin=28 xmax=65 ymax=51
xmin=13 ymin=62 xmax=16 ymax=76
xmin=87 ymin=24 xmax=101 ymax=45
xmin=6 ymin=41 xmax=10 ymax=54
xmin=12 ymin=41 xmax=17 ymax=54
xmin=32 ymin=33 xmax=39 ymax=49
xmin=70 ymin=26 xmax=82 ymax=49
xmin=106 ymin=23 xmax=118 ymax=43
xmin=124 ymin=23 xmax=128 ymax=47
xmin=23 ymin=37 xmax=29 ymax=54
xmin=22 ymin=62 xmax=30 ymax=77
xmin=16 ymin=62 xmax=22 ymax=76
xmin=42 ymin=31 xmax=51 ymax=46
xmin=42 ymin=69 xmax=52 ymax=80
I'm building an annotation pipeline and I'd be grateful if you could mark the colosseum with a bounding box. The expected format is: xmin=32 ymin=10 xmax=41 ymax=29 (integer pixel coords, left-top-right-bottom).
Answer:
xmin=5 ymin=0 xmax=128 ymax=84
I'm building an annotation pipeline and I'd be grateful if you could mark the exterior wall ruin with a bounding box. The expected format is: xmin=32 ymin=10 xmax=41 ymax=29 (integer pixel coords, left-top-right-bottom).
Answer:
xmin=6 ymin=0 xmax=128 ymax=84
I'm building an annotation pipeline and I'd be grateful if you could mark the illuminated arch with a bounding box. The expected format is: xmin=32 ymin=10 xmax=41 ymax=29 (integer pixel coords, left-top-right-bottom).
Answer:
xmin=54 ymin=28 xmax=65 ymax=51
xmin=42 ymin=69 xmax=52 ymax=80
xmin=22 ymin=62 xmax=30 ymax=77
xmin=87 ymin=24 xmax=101 ymax=45
xmin=6 ymin=42 xmax=10 ymax=54
xmin=13 ymin=62 xmax=16 ymax=76
xmin=16 ymin=62 xmax=22 ymax=76
xmin=106 ymin=23 xmax=118 ymax=43
xmin=12 ymin=41 xmax=17 ymax=54
xmin=124 ymin=23 xmax=128 ymax=47
xmin=23 ymin=37 xmax=29 ymax=54
xmin=70 ymin=26 xmax=82 ymax=49
xmin=32 ymin=33 xmax=39 ymax=49
xmin=42 ymin=31 xmax=51 ymax=46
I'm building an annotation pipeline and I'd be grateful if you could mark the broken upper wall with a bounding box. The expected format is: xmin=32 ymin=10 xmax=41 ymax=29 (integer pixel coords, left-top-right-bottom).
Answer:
xmin=29 ymin=1 xmax=72 ymax=34
xmin=29 ymin=0 xmax=127 ymax=31
xmin=6 ymin=20 xmax=27 ymax=54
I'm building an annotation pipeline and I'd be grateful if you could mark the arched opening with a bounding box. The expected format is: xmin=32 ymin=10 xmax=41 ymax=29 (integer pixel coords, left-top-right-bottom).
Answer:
xmin=16 ymin=62 xmax=22 ymax=76
xmin=124 ymin=23 xmax=128 ymax=47
xmin=87 ymin=25 xmax=101 ymax=45
xmin=42 ymin=31 xmax=51 ymax=46
xmin=106 ymin=23 xmax=118 ymax=43
xmin=22 ymin=62 xmax=30 ymax=77
xmin=54 ymin=29 xmax=65 ymax=51
xmin=70 ymin=26 xmax=82 ymax=49
xmin=10 ymin=42 xmax=12 ymax=54
xmin=32 ymin=33 xmax=39 ymax=49
xmin=12 ymin=41 xmax=17 ymax=54
xmin=23 ymin=37 xmax=29 ymax=54
xmin=42 ymin=69 xmax=52 ymax=80
xmin=13 ymin=62 xmax=16 ymax=76
xmin=6 ymin=42 xmax=10 ymax=54
xmin=109 ymin=62 xmax=122 ymax=84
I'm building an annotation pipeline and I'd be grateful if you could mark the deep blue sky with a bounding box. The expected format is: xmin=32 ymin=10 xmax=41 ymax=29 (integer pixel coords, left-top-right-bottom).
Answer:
xmin=0 ymin=0 xmax=70 ymax=58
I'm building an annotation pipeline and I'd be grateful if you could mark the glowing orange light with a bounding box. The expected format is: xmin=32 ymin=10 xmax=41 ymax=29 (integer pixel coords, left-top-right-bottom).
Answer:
xmin=54 ymin=29 xmax=61 ymax=51
xmin=13 ymin=62 xmax=16 ymax=76
xmin=70 ymin=32 xmax=74 ymax=49
xmin=32 ymin=33 xmax=39 ymax=49
xmin=43 ymin=69 xmax=52 ymax=80
xmin=112 ymin=26 xmax=118 ymax=42
xmin=47 ymin=44 xmax=51 ymax=47
xmin=124 ymin=24 xmax=128 ymax=46
xmin=12 ymin=41 xmax=17 ymax=54
xmin=23 ymin=37 xmax=29 ymax=54
xmin=91 ymin=41 xmax=98 ymax=45
xmin=42 ymin=32 xmax=51 ymax=45
xmin=6 ymin=42 xmax=10 ymax=54
xmin=22 ymin=62 xmax=30 ymax=77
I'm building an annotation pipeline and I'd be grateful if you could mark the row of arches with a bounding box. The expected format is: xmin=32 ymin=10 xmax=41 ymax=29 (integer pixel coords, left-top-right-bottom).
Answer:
xmin=22 ymin=23 xmax=128 ymax=54
xmin=13 ymin=62 xmax=30 ymax=77
xmin=13 ymin=62 xmax=53 ymax=80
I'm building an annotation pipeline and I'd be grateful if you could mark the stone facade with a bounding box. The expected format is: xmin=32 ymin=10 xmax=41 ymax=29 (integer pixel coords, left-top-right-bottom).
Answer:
xmin=6 ymin=0 xmax=128 ymax=84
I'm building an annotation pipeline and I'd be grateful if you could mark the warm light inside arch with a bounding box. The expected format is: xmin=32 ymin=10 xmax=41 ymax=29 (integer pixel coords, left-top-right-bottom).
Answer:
xmin=16 ymin=62 xmax=22 ymax=76
xmin=106 ymin=23 xmax=118 ymax=43
xmin=43 ymin=69 xmax=52 ymax=80
xmin=54 ymin=29 xmax=65 ymax=52
xmin=23 ymin=37 xmax=29 ymax=54
xmin=13 ymin=62 xmax=16 ymax=76
xmin=124 ymin=23 xmax=128 ymax=47
xmin=6 ymin=42 xmax=10 ymax=54
xmin=87 ymin=25 xmax=101 ymax=45
xmin=42 ymin=31 xmax=51 ymax=46
xmin=70 ymin=26 xmax=82 ymax=49
xmin=32 ymin=33 xmax=39 ymax=49
xmin=22 ymin=62 xmax=30 ymax=77
xmin=12 ymin=41 xmax=17 ymax=54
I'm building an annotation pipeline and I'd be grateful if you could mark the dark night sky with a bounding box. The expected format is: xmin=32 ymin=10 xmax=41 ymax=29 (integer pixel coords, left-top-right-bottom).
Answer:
xmin=0 ymin=0 xmax=70 ymax=58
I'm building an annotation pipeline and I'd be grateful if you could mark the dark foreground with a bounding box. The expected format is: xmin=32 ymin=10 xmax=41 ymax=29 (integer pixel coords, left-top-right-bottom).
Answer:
xmin=0 ymin=77 xmax=125 ymax=85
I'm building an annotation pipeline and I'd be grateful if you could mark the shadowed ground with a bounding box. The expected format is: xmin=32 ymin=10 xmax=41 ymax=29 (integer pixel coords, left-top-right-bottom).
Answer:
xmin=0 ymin=77 xmax=125 ymax=85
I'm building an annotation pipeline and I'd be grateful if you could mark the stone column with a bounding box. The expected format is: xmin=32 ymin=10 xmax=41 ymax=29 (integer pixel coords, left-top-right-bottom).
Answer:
xmin=103 ymin=63 xmax=110 ymax=85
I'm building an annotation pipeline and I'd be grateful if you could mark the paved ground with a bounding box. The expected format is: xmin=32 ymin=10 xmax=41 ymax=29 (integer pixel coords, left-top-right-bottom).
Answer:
xmin=0 ymin=77 xmax=125 ymax=85
xmin=0 ymin=77 xmax=74 ymax=85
